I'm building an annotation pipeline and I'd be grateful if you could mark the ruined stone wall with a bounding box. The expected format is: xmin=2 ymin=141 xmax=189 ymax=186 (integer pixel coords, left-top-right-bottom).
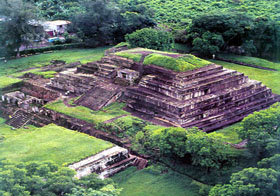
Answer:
xmin=22 ymin=81 xmax=59 ymax=102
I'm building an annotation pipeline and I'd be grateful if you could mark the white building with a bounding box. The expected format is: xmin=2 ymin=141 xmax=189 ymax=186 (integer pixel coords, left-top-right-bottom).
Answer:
xmin=42 ymin=20 xmax=71 ymax=37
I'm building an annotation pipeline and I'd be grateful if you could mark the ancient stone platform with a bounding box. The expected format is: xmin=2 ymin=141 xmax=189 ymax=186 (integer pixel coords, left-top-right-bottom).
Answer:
xmin=125 ymin=63 xmax=280 ymax=132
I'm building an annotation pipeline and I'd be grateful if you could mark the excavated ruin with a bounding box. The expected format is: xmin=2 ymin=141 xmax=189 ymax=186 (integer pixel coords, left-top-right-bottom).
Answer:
xmin=125 ymin=63 xmax=280 ymax=131
xmin=0 ymin=47 xmax=279 ymax=178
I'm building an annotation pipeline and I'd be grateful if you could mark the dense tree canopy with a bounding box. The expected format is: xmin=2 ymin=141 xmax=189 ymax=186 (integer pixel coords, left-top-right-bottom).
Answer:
xmin=237 ymin=103 xmax=280 ymax=159
xmin=184 ymin=12 xmax=280 ymax=57
xmin=0 ymin=160 xmax=121 ymax=196
xmin=125 ymin=28 xmax=173 ymax=51
xmin=133 ymin=127 xmax=231 ymax=170
xmin=0 ymin=0 xmax=44 ymax=57
xmin=209 ymin=167 xmax=280 ymax=196
xmin=70 ymin=0 xmax=155 ymax=47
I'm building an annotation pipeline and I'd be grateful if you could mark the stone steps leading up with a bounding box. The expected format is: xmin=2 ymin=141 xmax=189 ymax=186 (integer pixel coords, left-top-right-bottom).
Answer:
xmin=182 ymin=94 xmax=279 ymax=130
xmin=139 ymin=70 xmax=245 ymax=100
xmin=125 ymin=63 xmax=279 ymax=131
xmin=74 ymin=84 xmax=122 ymax=111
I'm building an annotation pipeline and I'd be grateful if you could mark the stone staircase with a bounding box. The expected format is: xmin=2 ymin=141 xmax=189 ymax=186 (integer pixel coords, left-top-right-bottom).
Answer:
xmin=6 ymin=110 xmax=32 ymax=128
xmin=125 ymin=64 xmax=280 ymax=132
xmin=74 ymin=83 xmax=122 ymax=111
xmin=77 ymin=61 xmax=118 ymax=79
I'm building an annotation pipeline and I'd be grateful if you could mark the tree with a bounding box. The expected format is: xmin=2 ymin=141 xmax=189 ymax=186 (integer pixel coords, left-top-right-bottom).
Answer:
xmin=0 ymin=0 xmax=43 ymax=57
xmin=0 ymin=160 xmax=120 ymax=196
xmin=192 ymin=31 xmax=224 ymax=56
xmin=237 ymin=103 xmax=280 ymax=159
xmin=71 ymin=0 xmax=155 ymax=47
xmin=133 ymin=126 xmax=232 ymax=171
xmin=258 ymin=154 xmax=280 ymax=172
xmin=125 ymin=28 xmax=174 ymax=50
xmin=149 ymin=127 xmax=191 ymax=157
xmin=71 ymin=0 xmax=121 ymax=47
xmin=185 ymin=131 xmax=231 ymax=171
xmin=209 ymin=168 xmax=280 ymax=196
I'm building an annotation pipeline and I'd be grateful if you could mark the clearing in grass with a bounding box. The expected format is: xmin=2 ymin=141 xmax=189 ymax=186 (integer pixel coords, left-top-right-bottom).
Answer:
xmin=0 ymin=121 xmax=113 ymax=165
xmin=112 ymin=166 xmax=203 ymax=196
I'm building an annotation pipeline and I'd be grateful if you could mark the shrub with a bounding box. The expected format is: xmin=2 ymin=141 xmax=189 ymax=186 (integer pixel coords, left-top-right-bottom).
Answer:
xmin=9 ymin=43 xmax=85 ymax=57
xmin=125 ymin=28 xmax=174 ymax=51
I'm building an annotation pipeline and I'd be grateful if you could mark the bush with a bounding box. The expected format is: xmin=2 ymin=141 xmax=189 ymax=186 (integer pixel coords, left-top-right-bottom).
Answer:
xmin=125 ymin=28 xmax=174 ymax=51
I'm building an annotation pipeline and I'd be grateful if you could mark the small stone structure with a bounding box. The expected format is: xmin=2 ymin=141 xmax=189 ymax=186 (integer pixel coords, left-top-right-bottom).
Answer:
xmin=68 ymin=146 xmax=136 ymax=179
xmin=2 ymin=91 xmax=44 ymax=112
xmin=116 ymin=69 xmax=140 ymax=85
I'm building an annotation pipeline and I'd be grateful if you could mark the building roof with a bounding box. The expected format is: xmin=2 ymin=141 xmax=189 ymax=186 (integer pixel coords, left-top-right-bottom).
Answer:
xmin=44 ymin=20 xmax=71 ymax=26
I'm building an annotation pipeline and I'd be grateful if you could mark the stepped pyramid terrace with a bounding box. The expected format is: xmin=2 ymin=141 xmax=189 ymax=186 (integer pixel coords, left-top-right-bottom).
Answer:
xmin=116 ymin=48 xmax=280 ymax=131
xmin=0 ymin=47 xmax=279 ymax=178
xmin=0 ymin=47 xmax=279 ymax=133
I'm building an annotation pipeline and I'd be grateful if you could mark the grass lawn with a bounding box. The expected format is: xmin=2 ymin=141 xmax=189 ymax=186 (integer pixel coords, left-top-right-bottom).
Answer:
xmin=0 ymin=76 xmax=22 ymax=89
xmin=0 ymin=47 xmax=109 ymax=77
xmin=113 ymin=166 xmax=201 ymax=196
xmin=210 ymin=123 xmax=242 ymax=144
xmin=219 ymin=54 xmax=280 ymax=71
xmin=0 ymin=120 xmax=113 ymax=165
xmin=210 ymin=60 xmax=280 ymax=95
xmin=44 ymin=101 xmax=129 ymax=124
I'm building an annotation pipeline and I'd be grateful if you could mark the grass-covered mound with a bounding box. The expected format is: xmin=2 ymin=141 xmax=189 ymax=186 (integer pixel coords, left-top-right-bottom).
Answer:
xmin=0 ymin=120 xmax=113 ymax=165
xmin=115 ymin=51 xmax=142 ymax=62
xmin=115 ymin=48 xmax=211 ymax=72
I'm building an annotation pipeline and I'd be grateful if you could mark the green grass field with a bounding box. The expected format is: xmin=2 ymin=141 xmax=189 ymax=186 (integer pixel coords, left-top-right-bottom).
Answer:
xmin=113 ymin=166 xmax=202 ymax=196
xmin=210 ymin=60 xmax=280 ymax=95
xmin=44 ymin=101 xmax=129 ymax=124
xmin=218 ymin=54 xmax=280 ymax=71
xmin=0 ymin=76 xmax=22 ymax=89
xmin=0 ymin=120 xmax=113 ymax=165
xmin=0 ymin=47 xmax=109 ymax=77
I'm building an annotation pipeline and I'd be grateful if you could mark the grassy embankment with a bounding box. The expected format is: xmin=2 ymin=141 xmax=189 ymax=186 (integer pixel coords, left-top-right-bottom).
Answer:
xmin=0 ymin=118 xmax=113 ymax=165
xmin=0 ymin=47 xmax=109 ymax=89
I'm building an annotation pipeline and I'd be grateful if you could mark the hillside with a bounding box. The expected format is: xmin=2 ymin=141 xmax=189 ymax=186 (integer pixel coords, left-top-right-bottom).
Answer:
xmin=138 ymin=0 xmax=280 ymax=28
